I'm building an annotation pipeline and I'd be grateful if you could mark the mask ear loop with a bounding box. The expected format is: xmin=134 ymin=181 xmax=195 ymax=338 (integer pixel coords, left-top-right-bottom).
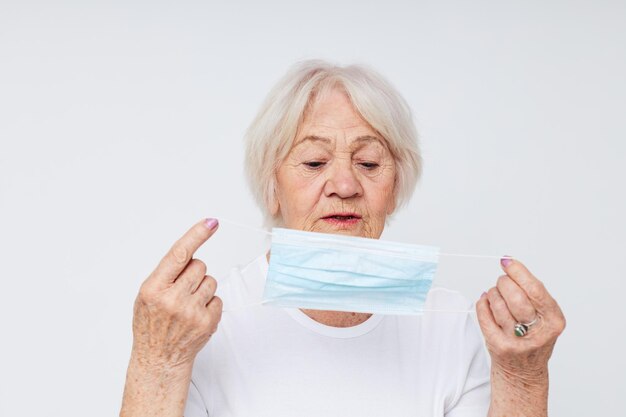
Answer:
xmin=221 ymin=302 xmax=477 ymax=314
xmin=215 ymin=217 xmax=509 ymax=314
xmin=216 ymin=217 xmax=512 ymax=259
xmin=216 ymin=217 xmax=273 ymax=236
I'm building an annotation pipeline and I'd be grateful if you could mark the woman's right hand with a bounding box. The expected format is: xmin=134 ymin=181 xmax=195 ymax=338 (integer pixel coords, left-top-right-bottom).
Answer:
xmin=131 ymin=218 xmax=223 ymax=369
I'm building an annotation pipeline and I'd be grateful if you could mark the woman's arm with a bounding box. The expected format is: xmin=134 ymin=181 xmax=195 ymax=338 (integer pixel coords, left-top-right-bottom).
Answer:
xmin=488 ymin=364 xmax=548 ymax=416
xmin=119 ymin=219 xmax=223 ymax=417
xmin=476 ymin=258 xmax=566 ymax=417
xmin=120 ymin=354 xmax=193 ymax=417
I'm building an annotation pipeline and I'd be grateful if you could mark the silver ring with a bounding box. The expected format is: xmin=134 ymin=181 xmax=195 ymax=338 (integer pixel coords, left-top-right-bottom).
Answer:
xmin=514 ymin=317 xmax=539 ymax=337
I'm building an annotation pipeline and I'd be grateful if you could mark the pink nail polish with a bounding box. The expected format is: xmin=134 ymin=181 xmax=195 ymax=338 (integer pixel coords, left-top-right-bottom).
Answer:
xmin=500 ymin=256 xmax=513 ymax=267
xmin=204 ymin=218 xmax=218 ymax=230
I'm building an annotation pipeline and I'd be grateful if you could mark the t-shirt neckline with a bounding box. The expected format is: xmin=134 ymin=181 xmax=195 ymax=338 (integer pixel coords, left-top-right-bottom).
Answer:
xmin=258 ymin=253 xmax=385 ymax=339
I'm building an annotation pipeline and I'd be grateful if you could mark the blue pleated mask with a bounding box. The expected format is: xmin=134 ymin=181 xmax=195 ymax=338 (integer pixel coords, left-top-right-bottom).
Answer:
xmin=262 ymin=227 xmax=440 ymax=315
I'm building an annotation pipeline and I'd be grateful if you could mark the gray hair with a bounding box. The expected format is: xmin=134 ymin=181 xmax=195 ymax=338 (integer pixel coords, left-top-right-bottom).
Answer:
xmin=244 ymin=59 xmax=422 ymax=228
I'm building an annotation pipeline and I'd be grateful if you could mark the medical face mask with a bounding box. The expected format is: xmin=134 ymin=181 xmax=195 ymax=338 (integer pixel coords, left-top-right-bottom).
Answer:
xmin=262 ymin=227 xmax=440 ymax=315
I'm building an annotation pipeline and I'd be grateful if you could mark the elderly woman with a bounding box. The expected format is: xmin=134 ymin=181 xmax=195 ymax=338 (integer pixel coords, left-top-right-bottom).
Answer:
xmin=120 ymin=60 xmax=565 ymax=417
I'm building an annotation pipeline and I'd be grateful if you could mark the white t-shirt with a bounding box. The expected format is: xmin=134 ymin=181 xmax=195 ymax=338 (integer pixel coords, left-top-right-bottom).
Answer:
xmin=184 ymin=254 xmax=491 ymax=417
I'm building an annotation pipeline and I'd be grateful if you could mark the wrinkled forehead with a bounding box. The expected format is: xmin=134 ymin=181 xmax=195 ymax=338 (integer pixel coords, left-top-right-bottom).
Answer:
xmin=292 ymin=134 xmax=388 ymax=152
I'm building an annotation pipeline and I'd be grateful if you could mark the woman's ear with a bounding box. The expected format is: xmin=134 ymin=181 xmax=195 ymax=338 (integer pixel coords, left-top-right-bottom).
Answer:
xmin=386 ymin=198 xmax=396 ymax=216
xmin=271 ymin=199 xmax=280 ymax=217
xmin=269 ymin=183 xmax=280 ymax=217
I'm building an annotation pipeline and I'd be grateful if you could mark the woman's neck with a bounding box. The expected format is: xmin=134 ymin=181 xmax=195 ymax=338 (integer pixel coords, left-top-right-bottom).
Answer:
xmin=301 ymin=309 xmax=373 ymax=327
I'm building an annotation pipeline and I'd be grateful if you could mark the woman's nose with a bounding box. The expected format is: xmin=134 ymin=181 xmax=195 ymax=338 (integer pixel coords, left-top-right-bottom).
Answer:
xmin=323 ymin=160 xmax=363 ymax=199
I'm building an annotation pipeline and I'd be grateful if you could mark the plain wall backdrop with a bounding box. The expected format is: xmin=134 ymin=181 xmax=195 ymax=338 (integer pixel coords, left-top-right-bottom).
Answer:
xmin=1 ymin=1 xmax=625 ymax=416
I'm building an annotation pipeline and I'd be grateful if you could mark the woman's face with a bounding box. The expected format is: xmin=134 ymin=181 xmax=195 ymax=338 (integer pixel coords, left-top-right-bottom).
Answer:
xmin=274 ymin=88 xmax=396 ymax=239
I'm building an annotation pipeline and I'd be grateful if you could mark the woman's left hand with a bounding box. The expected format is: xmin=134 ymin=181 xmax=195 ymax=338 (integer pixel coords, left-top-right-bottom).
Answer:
xmin=476 ymin=257 xmax=566 ymax=415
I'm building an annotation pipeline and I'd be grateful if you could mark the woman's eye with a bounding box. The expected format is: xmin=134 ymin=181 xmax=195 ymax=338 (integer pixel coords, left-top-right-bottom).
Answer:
xmin=359 ymin=162 xmax=380 ymax=170
xmin=303 ymin=161 xmax=326 ymax=169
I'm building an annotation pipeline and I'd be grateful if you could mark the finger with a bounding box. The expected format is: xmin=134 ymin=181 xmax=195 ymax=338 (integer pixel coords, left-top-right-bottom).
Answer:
xmin=496 ymin=274 xmax=537 ymax=323
xmin=150 ymin=218 xmax=219 ymax=285
xmin=487 ymin=287 xmax=516 ymax=330
xmin=500 ymin=257 xmax=558 ymax=311
xmin=193 ymin=275 xmax=218 ymax=306
xmin=207 ymin=296 xmax=223 ymax=331
xmin=173 ymin=259 xmax=207 ymax=294
xmin=475 ymin=292 xmax=507 ymax=345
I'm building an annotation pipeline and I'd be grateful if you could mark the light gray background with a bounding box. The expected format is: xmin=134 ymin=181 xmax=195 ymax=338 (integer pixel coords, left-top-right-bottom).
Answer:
xmin=1 ymin=1 xmax=624 ymax=416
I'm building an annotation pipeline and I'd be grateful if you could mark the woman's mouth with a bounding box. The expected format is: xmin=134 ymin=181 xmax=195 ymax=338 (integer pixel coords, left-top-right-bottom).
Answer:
xmin=321 ymin=213 xmax=362 ymax=227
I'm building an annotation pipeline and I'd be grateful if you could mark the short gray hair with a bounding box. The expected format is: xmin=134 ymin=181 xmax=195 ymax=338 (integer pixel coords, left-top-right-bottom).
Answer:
xmin=244 ymin=59 xmax=422 ymax=228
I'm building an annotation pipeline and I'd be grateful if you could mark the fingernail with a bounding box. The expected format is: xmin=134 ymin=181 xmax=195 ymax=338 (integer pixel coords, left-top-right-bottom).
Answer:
xmin=481 ymin=291 xmax=487 ymax=298
xmin=500 ymin=256 xmax=513 ymax=268
xmin=204 ymin=218 xmax=218 ymax=230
